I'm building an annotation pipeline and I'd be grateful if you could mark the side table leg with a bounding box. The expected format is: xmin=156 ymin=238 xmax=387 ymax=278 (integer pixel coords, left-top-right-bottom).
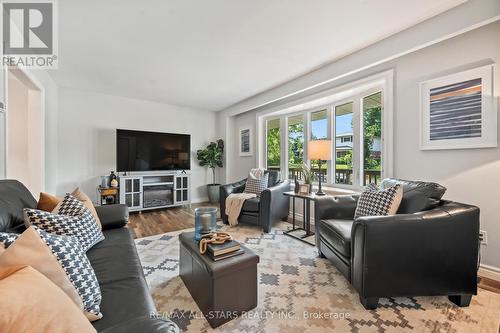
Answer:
xmin=292 ymin=197 xmax=296 ymax=229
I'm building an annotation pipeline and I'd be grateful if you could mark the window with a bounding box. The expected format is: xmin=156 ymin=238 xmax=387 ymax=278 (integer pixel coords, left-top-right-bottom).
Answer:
xmin=261 ymin=75 xmax=390 ymax=190
xmin=335 ymin=102 xmax=353 ymax=185
xmin=266 ymin=118 xmax=281 ymax=172
xmin=362 ymin=92 xmax=382 ymax=185
xmin=287 ymin=114 xmax=304 ymax=180
xmin=310 ymin=109 xmax=328 ymax=183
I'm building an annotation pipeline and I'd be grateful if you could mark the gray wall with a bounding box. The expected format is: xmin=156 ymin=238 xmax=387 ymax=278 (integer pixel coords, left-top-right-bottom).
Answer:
xmin=219 ymin=21 xmax=500 ymax=269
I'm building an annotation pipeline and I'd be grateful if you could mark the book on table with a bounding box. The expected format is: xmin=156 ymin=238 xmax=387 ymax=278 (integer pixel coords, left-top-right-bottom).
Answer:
xmin=207 ymin=240 xmax=240 ymax=256
xmin=208 ymin=248 xmax=245 ymax=261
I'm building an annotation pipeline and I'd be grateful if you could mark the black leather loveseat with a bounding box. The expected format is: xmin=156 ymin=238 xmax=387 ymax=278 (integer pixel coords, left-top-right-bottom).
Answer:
xmin=315 ymin=178 xmax=480 ymax=310
xmin=220 ymin=170 xmax=290 ymax=233
xmin=0 ymin=180 xmax=178 ymax=333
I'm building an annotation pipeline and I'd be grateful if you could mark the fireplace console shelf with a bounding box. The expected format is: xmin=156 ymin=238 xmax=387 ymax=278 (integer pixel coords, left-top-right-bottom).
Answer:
xmin=118 ymin=172 xmax=190 ymax=212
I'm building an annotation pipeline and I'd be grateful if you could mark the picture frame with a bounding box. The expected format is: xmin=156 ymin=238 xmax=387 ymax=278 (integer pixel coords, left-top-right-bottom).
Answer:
xmin=299 ymin=184 xmax=310 ymax=195
xmin=419 ymin=64 xmax=497 ymax=150
xmin=239 ymin=127 xmax=253 ymax=156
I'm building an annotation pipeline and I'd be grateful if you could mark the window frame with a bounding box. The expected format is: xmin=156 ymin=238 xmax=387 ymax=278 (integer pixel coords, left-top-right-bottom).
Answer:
xmin=261 ymin=71 xmax=393 ymax=191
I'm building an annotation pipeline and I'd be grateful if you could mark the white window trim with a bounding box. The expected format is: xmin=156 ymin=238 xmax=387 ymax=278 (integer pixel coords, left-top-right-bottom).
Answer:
xmin=259 ymin=70 xmax=394 ymax=191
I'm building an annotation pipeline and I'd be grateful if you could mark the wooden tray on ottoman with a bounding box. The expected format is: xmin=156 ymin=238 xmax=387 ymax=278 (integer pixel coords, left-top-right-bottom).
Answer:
xmin=179 ymin=232 xmax=259 ymax=328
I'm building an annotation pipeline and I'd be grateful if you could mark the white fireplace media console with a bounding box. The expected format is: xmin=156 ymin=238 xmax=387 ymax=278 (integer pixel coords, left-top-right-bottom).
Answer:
xmin=119 ymin=172 xmax=190 ymax=212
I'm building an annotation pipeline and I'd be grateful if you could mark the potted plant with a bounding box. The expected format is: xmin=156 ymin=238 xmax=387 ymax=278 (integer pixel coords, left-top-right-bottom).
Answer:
xmin=197 ymin=139 xmax=224 ymax=203
xmin=299 ymin=163 xmax=315 ymax=193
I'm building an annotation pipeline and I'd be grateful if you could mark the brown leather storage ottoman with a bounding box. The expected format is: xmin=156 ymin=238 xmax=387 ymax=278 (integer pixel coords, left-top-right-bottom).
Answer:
xmin=179 ymin=232 xmax=259 ymax=328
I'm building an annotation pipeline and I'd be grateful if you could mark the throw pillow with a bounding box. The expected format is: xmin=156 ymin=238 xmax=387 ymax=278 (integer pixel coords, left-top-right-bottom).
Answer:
xmin=69 ymin=188 xmax=102 ymax=228
xmin=0 ymin=265 xmax=97 ymax=333
xmin=244 ymin=173 xmax=269 ymax=196
xmin=25 ymin=194 xmax=105 ymax=251
xmin=0 ymin=226 xmax=102 ymax=321
xmin=0 ymin=232 xmax=20 ymax=249
xmin=354 ymin=184 xmax=403 ymax=219
xmin=37 ymin=192 xmax=62 ymax=212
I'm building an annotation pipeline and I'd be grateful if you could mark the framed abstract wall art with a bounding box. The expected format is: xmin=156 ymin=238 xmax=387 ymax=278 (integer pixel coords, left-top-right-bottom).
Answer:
xmin=419 ymin=64 xmax=497 ymax=150
xmin=239 ymin=127 xmax=252 ymax=156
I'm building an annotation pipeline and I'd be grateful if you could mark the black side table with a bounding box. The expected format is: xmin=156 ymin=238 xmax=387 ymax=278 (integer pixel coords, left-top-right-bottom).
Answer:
xmin=283 ymin=191 xmax=319 ymax=246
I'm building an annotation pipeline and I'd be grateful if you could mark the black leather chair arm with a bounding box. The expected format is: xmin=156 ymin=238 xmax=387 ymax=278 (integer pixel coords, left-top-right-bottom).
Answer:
xmin=351 ymin=201 xmax=480 ymax=299
xmin=219 ymin=179 xmax=247 ymax=224
xmin=99 ymin=316 xmax=179 ymax=333
xmin=95 ymin=204 xmax=129 ymax=230
xmin=314 ymin=195 xmax=359 ymax=223
xmin=259 ymin=180 xmax=291 ymax=232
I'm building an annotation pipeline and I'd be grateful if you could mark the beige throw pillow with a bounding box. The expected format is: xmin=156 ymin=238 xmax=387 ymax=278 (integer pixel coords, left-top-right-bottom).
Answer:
xmin=0 ymin=265 xmax=96 ymax=333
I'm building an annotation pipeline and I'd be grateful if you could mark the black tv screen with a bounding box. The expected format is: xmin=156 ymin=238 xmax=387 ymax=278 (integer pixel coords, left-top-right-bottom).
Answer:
xmin=116 ymin=129 xmax=191 ymax=172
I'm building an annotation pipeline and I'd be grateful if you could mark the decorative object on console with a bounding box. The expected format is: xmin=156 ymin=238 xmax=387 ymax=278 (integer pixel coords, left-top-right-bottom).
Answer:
xmin=109 ymin=171 xmax=118 ymax=188
xmin=194 ymin=207 xmax=217 ymax=241
xmin=308 ymin=140 xmax=332 ymax=196
xmin=97 ymin=186 xmax=119 ymax=205
xmin=25 ymin=194 xmax=105 ymax=251
xmin=239 ymin=128 xmax=252 ymax=156
xmin=299 ymin=162 xmax=315 ymax=194
xmin=0 ymin=226 xmax=103 ymax=321
xmin=419 ymin=64 xmax=497 ymax=150
xmin=354 ymin=183 xmax=403 ymax=218
xmin=197 ymin=139 xmax=224 ymax=203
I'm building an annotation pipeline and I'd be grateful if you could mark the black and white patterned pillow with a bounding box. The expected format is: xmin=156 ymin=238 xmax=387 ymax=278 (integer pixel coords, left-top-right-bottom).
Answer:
xmin=0 ymin=232 xmax=19 ymax=249
xmin=244 ymin=173 xmax=269 ymax=196
xmin=33 ymin=226 xmax=102 ymax=319
xmin=24 ymin=194 xmax=104 ymax=251
xmin=354 ymin=184 xmax=403 ymax=219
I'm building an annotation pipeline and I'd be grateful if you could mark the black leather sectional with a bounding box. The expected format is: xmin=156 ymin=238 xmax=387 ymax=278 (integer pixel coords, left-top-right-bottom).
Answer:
xmin=315 ymin=178 xmax=480 ymax=310
xmin=0 ymin=180 xmax=178 ymax=333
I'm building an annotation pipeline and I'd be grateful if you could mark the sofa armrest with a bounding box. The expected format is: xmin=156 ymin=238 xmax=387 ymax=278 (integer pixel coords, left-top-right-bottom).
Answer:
xmin=351 ymin=201 xmax=480 ymax=299
xmin=259 ymin=180 xmax=291 ymax=232
xmin=219 ymin=179 xmax=247 ymax=224
xmin=95 ymin=204 xmax=129 ymax=230
xmin=99 ymin=316 xmax=179 ymax=333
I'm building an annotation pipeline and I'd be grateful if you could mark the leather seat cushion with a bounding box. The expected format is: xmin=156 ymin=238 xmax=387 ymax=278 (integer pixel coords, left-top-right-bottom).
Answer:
xmin=0 ymin=180 xmax=37 ymax=233
xmin=91 ymin=276 xmax=156 ymax=332
xmin=87 ymin=228 xmax=143 ymax=284
xmin=241 ymin=197 xmax=260 ymax=212
xmin=319 ymin=219 xmax=353 ymax=258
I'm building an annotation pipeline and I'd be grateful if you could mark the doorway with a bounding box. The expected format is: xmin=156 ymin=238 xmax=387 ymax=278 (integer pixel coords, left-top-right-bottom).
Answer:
xmin=5 ymin=67 xmax=44 ymax=196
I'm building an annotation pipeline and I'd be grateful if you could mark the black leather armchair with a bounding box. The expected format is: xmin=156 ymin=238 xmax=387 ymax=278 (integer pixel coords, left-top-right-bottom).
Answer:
xmin=220 ymin=171 xmax=290 ymax=233
xmin=315 ymin=179 xmax=480 ymax=310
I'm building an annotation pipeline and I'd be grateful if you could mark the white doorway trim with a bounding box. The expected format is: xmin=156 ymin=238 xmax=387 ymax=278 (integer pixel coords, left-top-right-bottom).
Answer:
xmin=5 ymin=66 xmax=46 ymax=193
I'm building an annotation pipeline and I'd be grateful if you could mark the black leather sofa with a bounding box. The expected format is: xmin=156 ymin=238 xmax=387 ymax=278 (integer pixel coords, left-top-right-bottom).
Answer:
xmin=0 ymin=180 xmax=178 ymax=333
xmin=315 ymin=178 xmax=480 ymax=310
xmin=220 ymin=170 xmax=290 ymax=233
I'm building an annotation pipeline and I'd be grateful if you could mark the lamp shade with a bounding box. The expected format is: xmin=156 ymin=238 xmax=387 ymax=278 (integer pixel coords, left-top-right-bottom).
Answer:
xmin=308 ymin=140 xmax=332 ymax=161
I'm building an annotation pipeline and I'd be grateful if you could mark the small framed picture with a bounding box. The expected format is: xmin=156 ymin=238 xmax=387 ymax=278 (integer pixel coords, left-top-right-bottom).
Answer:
xmin=239 ymin=128 xmax=252 ymax=156
xmin=299 ymin=184 xmax=310 ymax=194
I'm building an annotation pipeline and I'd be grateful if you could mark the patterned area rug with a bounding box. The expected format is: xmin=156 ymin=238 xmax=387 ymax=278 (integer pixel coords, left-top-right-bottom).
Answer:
xmin=135 ymin=223 xmax=500 ymax=332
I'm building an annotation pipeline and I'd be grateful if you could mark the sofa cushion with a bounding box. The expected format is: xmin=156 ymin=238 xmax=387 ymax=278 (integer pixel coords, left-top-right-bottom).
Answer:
xmin=319 ymin=219 xmax=353 ymax=258
xmin=87 ymin=228 xmax=144 ymax=284
xmin=0 ymin=180 xmax=37 ymax=233
xmin=241 ymin=197 xmax=260 ymax=213
xmin=92 ymin=277 xmax=157 ymax=332
xmin=266 ymin=170 xmax=280 ymax=187
xmin=25 ymin=194 xmax=105 ymax=251
xmin=381 ymin=178 xmax=446 ymax=214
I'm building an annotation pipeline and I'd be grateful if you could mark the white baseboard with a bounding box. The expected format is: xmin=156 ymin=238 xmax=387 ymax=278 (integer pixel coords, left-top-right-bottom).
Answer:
xmin=478 ymin=264 xmax=500 ymax=282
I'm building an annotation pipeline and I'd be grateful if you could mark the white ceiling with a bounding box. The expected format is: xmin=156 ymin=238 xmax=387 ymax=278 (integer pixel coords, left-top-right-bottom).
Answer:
xmin=51 ymin=0 xmax=465 ymax=111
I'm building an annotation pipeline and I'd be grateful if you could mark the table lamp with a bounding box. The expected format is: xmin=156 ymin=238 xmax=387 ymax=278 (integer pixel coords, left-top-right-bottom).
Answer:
xmin=308 ymin=140 xmax=332 ymax=196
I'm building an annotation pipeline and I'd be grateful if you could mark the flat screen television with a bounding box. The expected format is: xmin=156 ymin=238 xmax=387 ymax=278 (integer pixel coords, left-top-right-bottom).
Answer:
xmin=116 ymin=129 xmax=190 ymax=172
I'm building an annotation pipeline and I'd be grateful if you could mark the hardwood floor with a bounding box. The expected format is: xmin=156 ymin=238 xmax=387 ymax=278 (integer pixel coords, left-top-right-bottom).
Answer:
xmin=128 ymin=203 xmax=500 ymax=296
xmin=128 ymin=202 xmax=219 ymax=238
